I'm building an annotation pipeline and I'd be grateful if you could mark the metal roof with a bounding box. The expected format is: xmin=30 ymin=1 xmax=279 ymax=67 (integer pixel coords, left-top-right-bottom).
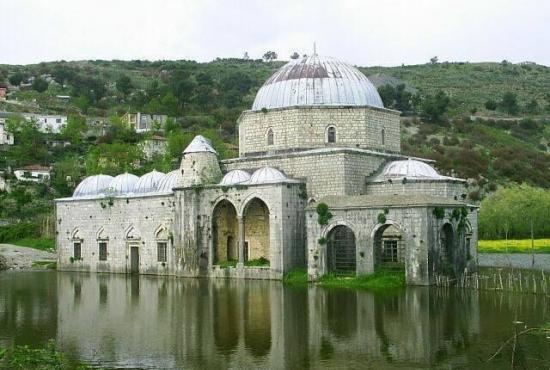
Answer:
xmin=183 ymin=135 xmax=217 ymax=154
xmin=157 ymin=170 xmax=183 ymax=193
xmin=220 ymin=170 xmax=251 ymax=186
xmin=73 ymin=174 xmax=113 ymax=197
xmin=372 ymin=159 xmax=461 ymax=182
xmin=134 ymin=170 xmax=166 ymax=194
xmin=105 ymin=173 xmax=139 ymax=195
xmin=248 ymin=166 xmax=287 ymax=185
xmin=252 ymin=55 xmax=383 ymax=110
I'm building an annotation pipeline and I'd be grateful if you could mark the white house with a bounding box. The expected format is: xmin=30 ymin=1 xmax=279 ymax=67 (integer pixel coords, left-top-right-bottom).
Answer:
xmin=14 ymin=165 xmax=51 ymax=182
xmin=141 ymin=135 xmax=168 ymax=159
xmin=23 ymin=114 xmax=68 ymax=133
xmin=0 ymin=116 xmax=14 ymax=145
xmin=122 ymin=113 xmax=167 ymax=133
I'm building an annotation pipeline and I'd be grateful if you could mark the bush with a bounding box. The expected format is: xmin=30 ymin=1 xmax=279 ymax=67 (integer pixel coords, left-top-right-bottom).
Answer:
xmin=485 ymin=99 xmax=498 ymax=110
xmin=0 ymin=223 xmax=40 ymax=243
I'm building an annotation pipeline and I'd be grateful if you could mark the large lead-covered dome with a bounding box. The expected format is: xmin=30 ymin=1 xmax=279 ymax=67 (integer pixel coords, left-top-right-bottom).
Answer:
xmin=252 ymin=55 xmax=383 ymax=110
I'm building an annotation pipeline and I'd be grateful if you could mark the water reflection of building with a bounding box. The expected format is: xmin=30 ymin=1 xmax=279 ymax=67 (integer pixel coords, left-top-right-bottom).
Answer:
xmin=56 ymin=273 xmax=480 ymax=369
xmin=0 ymin=272 xmax=58 ymax=347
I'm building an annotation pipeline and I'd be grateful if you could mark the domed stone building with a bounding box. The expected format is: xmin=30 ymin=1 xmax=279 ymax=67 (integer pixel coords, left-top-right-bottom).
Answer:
xmin=56 ymin=54 xmax=477 ymax=285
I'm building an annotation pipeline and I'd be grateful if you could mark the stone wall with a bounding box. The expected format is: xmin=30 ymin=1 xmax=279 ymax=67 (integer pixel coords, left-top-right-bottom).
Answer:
xmin=56 ymin=193 xmax=176 ymax=275
xmin=223 ymin=150 xmax=395 ymax=199
xmin=366 ymin=180 xmax=467 ymax=199
xmin=172 ymin=181 xmax=306 ymax=278
xmin=306 ymin=203 xmax=477 ymax=285
xmin=238 ymin=106 xmax=401 ymax=157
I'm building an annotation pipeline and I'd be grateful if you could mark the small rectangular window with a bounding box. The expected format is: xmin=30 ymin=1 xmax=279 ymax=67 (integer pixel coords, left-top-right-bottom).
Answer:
xmin=73 ymin=242 xmax=81 ymax=260
xmin=98 ymin=242 xmax=107 ymax=261
xmin=382 ymin=239 xmax=398 ymax=263
xmin=157 ymin=242 xmax=167 ymax=262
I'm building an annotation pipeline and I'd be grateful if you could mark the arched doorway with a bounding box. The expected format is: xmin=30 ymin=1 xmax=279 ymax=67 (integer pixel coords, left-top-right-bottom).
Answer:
xmin=327 ymin=225 xmax=356 ymax=275
xmin=373 ymin=224 xmax=405 ymax=269
xmin=212 ymin=200 xmax=238 ymax=264
xmin=440 ymin=223 xmax=454 ymax=275
xmin=243 ymin=198 xmax=270 ymax=263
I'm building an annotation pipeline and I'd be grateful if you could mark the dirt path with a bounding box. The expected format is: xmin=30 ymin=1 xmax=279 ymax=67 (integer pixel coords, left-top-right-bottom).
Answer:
xmin=0 ymin=243 xmax=56 ymax=271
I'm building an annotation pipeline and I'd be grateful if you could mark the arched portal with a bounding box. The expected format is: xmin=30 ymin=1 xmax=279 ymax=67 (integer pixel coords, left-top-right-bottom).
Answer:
xmin=243 ymin=198 xmax=270 ymax=263
xmin=373 ymin=224 xmax=405 ymax=269
xmin=212 ymin=200 xmax=239 ymax=264
xmin=440 ymin=223 xmax=454 ymax=274
xmin=327 ymin=225 xmax=356 ymax=275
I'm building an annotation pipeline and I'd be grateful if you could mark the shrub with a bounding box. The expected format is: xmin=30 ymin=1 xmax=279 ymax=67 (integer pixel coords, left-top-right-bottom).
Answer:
xmin=0 ymin=223 xmax=40 ymax=243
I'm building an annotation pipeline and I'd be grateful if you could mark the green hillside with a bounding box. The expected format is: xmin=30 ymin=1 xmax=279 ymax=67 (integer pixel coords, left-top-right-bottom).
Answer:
xmin=0 ymin=58 xmax=549 ymax=232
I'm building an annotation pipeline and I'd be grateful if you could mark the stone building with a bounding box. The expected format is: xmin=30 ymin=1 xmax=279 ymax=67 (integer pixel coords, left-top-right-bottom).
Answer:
xmin=56 ymin=54 xmax=477 ymax=285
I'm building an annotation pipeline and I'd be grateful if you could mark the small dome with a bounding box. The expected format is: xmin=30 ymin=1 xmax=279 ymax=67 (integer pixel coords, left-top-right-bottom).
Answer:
xmin=378 ymin=160 xmax=443 ymax=180
xmin=220 ymin=170 xmax=251 ymax=186
xmin=105 ymin=173 xmax=139 ymax=195
xmin=73 ymin=174 xmax=113 ymax=197
xmin=248 ymin=167 xmax=287 ymax=185
xmin=134 ymin=170 xmax=166 ymax=194
xmin=252 ymin=55 xmax=383 ymax=111
xmin=183 ymin=135 xmax=217 ymax=154
xmin=157 ymin=170 xmax=183 ymax=193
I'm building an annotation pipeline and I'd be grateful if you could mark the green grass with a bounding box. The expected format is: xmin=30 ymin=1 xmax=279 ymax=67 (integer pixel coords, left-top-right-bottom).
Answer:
xmin=217 ymin=259 xmax=237 ymax=268
xmin=478 ymin=239 xmax=550 ymax=254
xmin=283 ymin=268 xmax=308 ymax=286
xmin=0 ymin=339 xmax=89 ymax=369
xmin=317 ymin=268 xmax=406 ymax=291
xmin=31 ymin=260 xmax=57 ymax=269
xmin=6 ymin=238 xmax=55 ymax=251
xmin=244 ymin=257 xmax=270 ymax=267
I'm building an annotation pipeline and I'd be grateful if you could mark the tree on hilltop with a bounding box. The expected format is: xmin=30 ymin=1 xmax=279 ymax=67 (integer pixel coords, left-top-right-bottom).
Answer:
xmin=263 ymin=51 xmax=278 ymax=62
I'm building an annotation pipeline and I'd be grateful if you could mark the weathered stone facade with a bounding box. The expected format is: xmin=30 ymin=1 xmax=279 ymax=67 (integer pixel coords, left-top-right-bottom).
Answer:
xmin=238 ymin=105 xmax=400 ymax=157
xmin=306 ymin=195 xmax=477 ymax=285
xmin=56 ymin=54 xmax=478 ymax=285
xmin=223 ymin=148 xmax=419 ymax=199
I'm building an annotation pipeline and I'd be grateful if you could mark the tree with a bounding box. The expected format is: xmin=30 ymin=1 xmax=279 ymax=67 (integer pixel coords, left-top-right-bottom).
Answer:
xmin=290 ymin=52 xmax=300 ymax=59
xmin=421 ymin=90 xmax=450 ymax=122
xmin=5 ymin=115 xmax=49 ymax=167
xmin=500 ymin=92 xmax=519 ymax=115
xmin=8 ymin=72 xmax=24 ymax=86
xmin=478 ymin=184 xmax=550 ymax=240
xmin=485 ymin=99 xmax=497 ymax=111
xmin=116 ymin=75 xmax=133 ymax=96
xmin=263 ymin=51 xmax=278 ymax=62
xmin=60 ymin=115 xmax=87 ymax=145
xmin=31 ymin=77 xmax=49 ymax=93
xmin=524 ymin=98 xmax=538 ymax=113
xmin=430 ymin=56 xmax=439 ymax=64
xmin=242 ymin=52 xmax=250 ymax=60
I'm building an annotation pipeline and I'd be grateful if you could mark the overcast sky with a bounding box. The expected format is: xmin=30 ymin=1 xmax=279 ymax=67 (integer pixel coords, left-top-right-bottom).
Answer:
xmin=2 ymin=0 xmax=550 ymax=66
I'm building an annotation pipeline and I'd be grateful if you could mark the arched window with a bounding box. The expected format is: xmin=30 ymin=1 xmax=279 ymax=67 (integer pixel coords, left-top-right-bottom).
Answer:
xmin=381 ymin=128 xmax=385 ymax=146
xmin=327 ymin=126 xmax=336 ymax=143
xmin=267 ymin=129 xmax=274 ymax=146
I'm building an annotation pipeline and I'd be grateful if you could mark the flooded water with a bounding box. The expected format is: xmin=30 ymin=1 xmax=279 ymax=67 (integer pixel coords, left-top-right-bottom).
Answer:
xmin=0 ymin=271 xmax=549 ymax=369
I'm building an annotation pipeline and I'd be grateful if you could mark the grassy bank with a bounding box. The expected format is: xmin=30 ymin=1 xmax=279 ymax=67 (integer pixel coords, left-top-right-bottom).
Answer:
xmin=3 ymin=238 xmax=55 ymax=251
xmin=0 ymin=340 xmax=89 ymax=369
xmin=282 ymin=268 xmax=406 ymax=290
xmin=318 ymin=268 xmax=406 ymax=290
xmin=282 ymin=268 xmax=308 ymax=286
xmin=478 ymin=239 xmax=550 ymax=254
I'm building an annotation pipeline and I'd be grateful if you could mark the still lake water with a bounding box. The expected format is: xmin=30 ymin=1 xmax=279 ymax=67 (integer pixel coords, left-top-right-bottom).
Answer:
xmin=0 ymin=271 xmax=549 ymax=369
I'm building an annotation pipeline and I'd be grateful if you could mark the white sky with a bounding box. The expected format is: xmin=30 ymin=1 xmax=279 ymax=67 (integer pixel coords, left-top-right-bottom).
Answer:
xmin=2 ymin=0 xmax=550 ymax=66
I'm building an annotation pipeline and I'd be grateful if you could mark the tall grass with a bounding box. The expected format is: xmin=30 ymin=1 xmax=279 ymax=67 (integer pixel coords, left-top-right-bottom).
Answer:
xmin=318 ymin=268 xmax=406 ymax=290
xmin=478 ymin=239 xmax=550 ymax=254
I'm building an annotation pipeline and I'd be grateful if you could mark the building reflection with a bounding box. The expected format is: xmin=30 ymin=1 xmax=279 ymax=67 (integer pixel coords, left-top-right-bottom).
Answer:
xmin=55 ymin=273 xmax=481 ymax=368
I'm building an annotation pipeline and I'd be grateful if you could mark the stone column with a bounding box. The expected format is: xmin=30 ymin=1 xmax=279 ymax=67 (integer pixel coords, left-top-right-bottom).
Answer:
xmin=238 ymin=216 xmax=245 ymax=267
